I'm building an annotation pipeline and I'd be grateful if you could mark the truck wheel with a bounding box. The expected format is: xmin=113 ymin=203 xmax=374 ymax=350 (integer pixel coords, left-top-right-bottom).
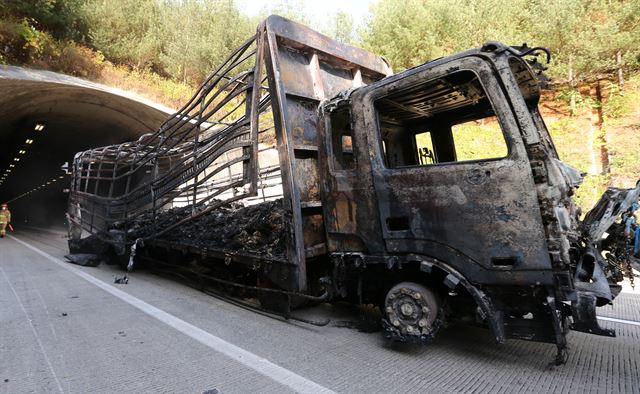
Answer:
xmin=383 ymin=281 xmax=442 ymax=343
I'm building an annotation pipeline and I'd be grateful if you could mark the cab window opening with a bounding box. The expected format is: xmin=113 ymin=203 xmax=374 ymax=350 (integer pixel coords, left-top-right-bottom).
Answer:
xmin=375 ymin=70 xmax=509 ymax=168
xmin=329 ymin=107 xmax=355 ymax=170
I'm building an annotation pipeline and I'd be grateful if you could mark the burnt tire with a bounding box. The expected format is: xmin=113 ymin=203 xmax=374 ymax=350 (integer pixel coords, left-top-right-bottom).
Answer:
xmin=383 ymin=281 xmax=442 ymax=343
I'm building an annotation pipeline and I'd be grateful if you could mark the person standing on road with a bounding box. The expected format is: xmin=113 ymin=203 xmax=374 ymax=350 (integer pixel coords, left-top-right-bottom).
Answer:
xmin=0 ymin=203 xmax=11 ymax=238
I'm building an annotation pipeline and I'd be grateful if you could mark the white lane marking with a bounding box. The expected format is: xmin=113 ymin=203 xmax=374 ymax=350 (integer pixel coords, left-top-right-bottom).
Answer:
xmin=0 ymin=265 xmax=65 ymax=394
xmin=9 ymin=235 xmax=336 ymax=394
xmin=598 ymin=316 xmax=640 ymax=327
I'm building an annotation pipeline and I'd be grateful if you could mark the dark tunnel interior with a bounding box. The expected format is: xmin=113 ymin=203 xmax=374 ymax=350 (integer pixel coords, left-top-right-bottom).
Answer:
xmin=0 ymin=76 xmax=170 ymax=231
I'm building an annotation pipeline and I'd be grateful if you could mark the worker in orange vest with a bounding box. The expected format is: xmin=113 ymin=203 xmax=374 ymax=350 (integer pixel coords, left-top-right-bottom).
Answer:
xmin=0 ymin=203 xmax=11 ymax=238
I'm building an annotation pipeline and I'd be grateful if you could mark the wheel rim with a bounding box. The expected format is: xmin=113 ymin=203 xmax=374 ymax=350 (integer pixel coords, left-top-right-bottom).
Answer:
xmin=385 ymin=282 xmax=439 ymax=338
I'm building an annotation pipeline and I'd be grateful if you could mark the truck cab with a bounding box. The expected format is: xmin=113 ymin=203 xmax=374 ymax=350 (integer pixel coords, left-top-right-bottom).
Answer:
xmin=319 ymin=42 xmax=619 ymax=355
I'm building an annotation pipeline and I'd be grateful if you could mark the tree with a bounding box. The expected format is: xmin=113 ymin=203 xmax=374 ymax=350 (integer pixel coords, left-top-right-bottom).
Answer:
xmin=523 ymin=0 xmax=586 ymax=113
xmin=255 ymin=0 xmax=312 ymax=26
xmin=160 ymin=0 xmax=253 ymax=84
xmin=360 ymin=0 xmax=533 ymax=71
xmin=83 ymin=0 xmax=164 ymax=70
xmin=329 ymin=10 xmax=354 ymax=44
xmin=603 ymin=0 xmax=640 ymax=91
xmin=359 ymin=0 xmax=448 ymax=70
xmin=1 ymin=0 xmax=89 ymax=41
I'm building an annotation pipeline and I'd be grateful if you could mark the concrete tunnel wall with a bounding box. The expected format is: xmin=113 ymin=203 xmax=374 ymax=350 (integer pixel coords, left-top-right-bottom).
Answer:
xmin=0 ymin=66 xmax=173 ymax=230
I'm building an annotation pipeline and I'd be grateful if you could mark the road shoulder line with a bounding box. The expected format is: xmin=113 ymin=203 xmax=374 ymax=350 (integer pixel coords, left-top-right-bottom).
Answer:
xmin=597 ymin=316 xmax=640 ymax=327
xmin=9 ymin=234 xmax=335 ymax=394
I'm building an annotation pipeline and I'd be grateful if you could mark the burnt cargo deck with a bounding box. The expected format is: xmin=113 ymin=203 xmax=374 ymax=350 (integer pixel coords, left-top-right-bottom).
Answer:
xmin=119 ymin=198 xmax=291 ymax=267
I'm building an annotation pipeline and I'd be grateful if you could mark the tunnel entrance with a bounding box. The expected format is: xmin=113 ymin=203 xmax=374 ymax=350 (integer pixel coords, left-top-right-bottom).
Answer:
xmin=0 ymin=67 xmax=171 ymax=230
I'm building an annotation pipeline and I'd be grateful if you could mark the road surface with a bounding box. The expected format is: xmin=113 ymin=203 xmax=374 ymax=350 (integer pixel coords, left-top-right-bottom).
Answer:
xmin=1 ymin=228 xmax=639 ymax=393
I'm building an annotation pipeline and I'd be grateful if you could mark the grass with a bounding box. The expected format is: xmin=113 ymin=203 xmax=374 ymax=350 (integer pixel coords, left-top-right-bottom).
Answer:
xmin=414 ymin=117 xmax=508 ymax=165
xmin=100 ymin=66 xmax=193 ymax=110
xmin=451 ymin=118 xmax=508 ymax=161
xmin=602 ymin=74 xmax=640 ymax=190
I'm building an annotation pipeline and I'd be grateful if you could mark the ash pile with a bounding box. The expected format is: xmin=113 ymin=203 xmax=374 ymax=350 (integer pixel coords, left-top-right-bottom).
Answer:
xmin=114 ymin=199 xmax=290 ymax=259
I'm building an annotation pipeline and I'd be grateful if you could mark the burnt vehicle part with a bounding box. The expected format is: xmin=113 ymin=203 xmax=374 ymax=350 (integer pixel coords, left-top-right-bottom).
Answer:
xmin=582 ymin=184 xmax=640 ymax=289
xmin=318 ymin=41 xmax=628 ymax=360
xmin=67 ymin=16 xmax=631 ymax=361
xmin=68 ymin=15 xmax=391 ymax=296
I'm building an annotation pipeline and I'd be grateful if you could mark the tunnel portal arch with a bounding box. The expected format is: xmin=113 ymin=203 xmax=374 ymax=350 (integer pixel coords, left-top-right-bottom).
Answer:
xmin=0 ymin=66 xmax=172 ymax=229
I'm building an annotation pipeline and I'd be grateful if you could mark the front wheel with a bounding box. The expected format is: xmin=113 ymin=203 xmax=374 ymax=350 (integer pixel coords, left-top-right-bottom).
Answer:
xmin=383 ymin=281 xmax=443 ymax=343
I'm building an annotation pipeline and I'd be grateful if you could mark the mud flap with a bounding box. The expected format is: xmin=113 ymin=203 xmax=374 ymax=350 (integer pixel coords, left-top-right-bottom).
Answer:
xmin=574 ymin=246 xmax=614 ymax=305
xmin=570 ymin=292 xmax=615 ymax=337
xmin=570 ymin=246 xmax=616 ymax=337
xmin=64 ymin=253 xmax=105 ymax=267
xmin=471 ymin=288 xmax=505 ymax=344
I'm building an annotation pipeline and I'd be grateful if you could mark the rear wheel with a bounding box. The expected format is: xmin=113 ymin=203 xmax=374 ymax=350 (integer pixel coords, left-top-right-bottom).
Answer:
xmin=383 ymin=281 xmax=442 ymax=343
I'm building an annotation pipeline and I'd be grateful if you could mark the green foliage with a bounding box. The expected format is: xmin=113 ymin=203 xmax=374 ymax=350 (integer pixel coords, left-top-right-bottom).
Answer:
xmin=254 ymin=0 xmax=312 ymax=26
xmin=602 ymin=74 xmax=640 ymax=189
xmin=2 ymin=0 xmax=639 ymax=87
xmin=17 ymin=18 xmax=48 ymax=57
xmin=547 ymin=114 xmax=612 ymax=210
xmin=103 ymin=66 xmax=194 ymax=108
xmin=414 ymin=119 xmax=508 ymax=163
xmin=159 ymin=0 xmax=253 ymax=85
xmin=0 ymin=0 xmax=88 ymax=41
xmin=79 ymin=0 xmax=254 ymax=84
xmin=360 ymin=0 xmax=457 ymax=70
xmin=360 ymin=0 xmax=532 ymax=70
xmin=574 ymin=174 xmax=611 ymax=212
xmin=83 ymin=0 xmax=164 ymax=70
xmin=0 ymin=17 xmax=104 ymax=78
xmin=451 ymin=120 xmax=508 ymax=161
xmin=361 ymin=0 xmax=640 ymax=84
xmin=555 ymin=88 xmax=585 ymax=108
xmin=602 ymin=81 xmax=638 ymax=118
xmin=548 ymin=118 xmax=591 ymax=173
xmin=329 ymin=11 xmax=354 ymax=44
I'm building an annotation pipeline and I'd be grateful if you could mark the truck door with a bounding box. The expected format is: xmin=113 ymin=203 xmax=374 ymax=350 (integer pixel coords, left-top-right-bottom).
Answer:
xmin=363 ymin=57 xmax=552 ymax=280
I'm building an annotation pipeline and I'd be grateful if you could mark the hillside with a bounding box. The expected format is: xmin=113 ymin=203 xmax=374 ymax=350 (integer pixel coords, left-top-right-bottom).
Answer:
xmin=542 ymin=77 xmax=640 ymax=208
xmin=1 ymin=15 xmax=638 ymax=211
xmin=0 ymin=18 xmax=194 ymax=109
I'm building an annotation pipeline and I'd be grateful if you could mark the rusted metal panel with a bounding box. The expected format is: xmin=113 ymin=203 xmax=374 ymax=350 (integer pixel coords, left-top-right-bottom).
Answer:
xmin=286 ymin=97 xmax=320 ymax=147
xmin=265 ymin=17 xmax=391 ymax=79
xmin=325 ymin=56 xmax=552 ymax=286
xmin=263 ymin=15 xmax=391 ymax=290
xmin=294 ymin=158 xmax=320 ymax=202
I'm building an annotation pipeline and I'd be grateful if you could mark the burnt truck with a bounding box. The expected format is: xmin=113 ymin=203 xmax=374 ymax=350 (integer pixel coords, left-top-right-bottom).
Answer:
xmin=67 ymin=16 xmax=640 ymax=362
